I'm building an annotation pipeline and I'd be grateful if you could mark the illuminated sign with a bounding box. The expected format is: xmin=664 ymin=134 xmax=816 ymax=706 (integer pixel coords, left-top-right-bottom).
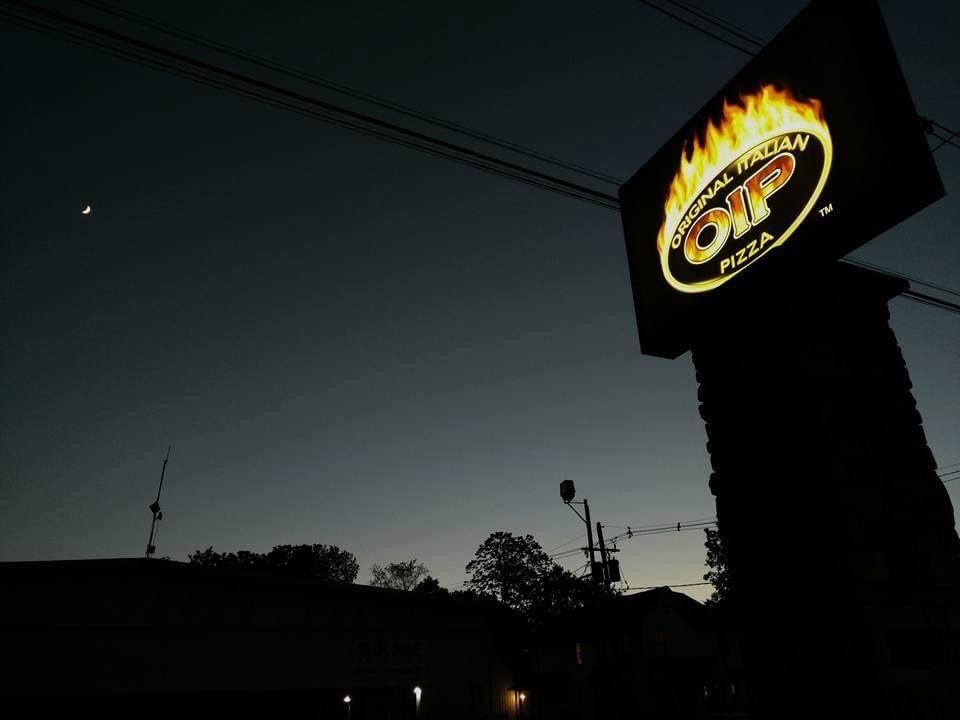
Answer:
xmin=619 ymin=0 xmax=943 ymax=358
xmin=659 ymin=85 xmax=832 ymax=293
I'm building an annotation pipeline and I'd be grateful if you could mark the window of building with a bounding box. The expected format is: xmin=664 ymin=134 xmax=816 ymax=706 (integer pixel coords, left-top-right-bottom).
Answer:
xmin=575 ymin=641 xmax=583 ymax=666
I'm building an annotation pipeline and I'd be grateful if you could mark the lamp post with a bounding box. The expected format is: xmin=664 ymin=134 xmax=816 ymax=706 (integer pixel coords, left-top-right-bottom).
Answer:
xmin=414 ymin=686 xmax=422 ymax=719
xmin=560 ymin=479 xmax=599 ymax=584
xmin=343 ymin=694 xmax=351 ymax=720
xmin=519 ymin=692 xmax=526 ymax=719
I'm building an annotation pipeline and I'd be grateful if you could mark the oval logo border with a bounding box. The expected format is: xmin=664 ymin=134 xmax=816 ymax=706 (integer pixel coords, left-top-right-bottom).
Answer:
xmin=659 ymin=128 xmax=833 ymax=294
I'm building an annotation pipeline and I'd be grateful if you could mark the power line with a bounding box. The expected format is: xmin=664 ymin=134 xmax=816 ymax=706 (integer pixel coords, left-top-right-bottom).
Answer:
xmin=546 ymin=532 xmax=587 ymax=554
xmin=929 ymin=131 xmax=960 ymax=153
xmin=604 ymin=515 xmax=717 ymax=532
xmin=606 ymin=521 xmax=717 ymax=546
xmin=940 ymin=470 xmax=960 ymax=483
xmin=634 ymin=0 xmax=755 ymax=56
xmin=4 ymin=1 xmax=957 ymax=317
xmin=64 ymin=1 xmax=960 ymax=308
xmin=929 ymin=119 xmax=960 ymax=136
xmin=926 ymin=119 xmax=960 ymax=153
xmin=0 ymin=0 xmax=620 ymax=210
xmin=624 ymin=581 xmax=712 ymax=592
xmin=899 ymin=290 xmax=960 ymax=314
xmin=0 ymin=11 xmax=613 ymax=211
xmin=843 ymin=257 xmax=960 ymax=300
xmin=660 ymin=0 xmax=765 ymax=48
xmin=70 ymin=0 xmax=623 ymax=187
xmin=637 ymin=0 xmax=960 ymax=157
xmin=551 ymin=547 xmax=591 ymax=560
xmin=550 ymin=519 xmax=718 ymax=558
xmin=666 ymin=0 xmax=767 ymax=47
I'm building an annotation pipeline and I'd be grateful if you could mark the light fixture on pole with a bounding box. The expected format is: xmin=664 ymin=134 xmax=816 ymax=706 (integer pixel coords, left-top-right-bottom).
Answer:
xmin=414 ymin=686 xmax=422 ymax=718
xmin=343 ymin=694 xmax=351 ymax=720
xmin=559 ymin=479 xmax=600 ymax=584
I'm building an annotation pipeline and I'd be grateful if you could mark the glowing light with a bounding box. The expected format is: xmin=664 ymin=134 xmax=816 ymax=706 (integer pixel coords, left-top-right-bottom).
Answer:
xmin=413 ymin=686 xmax=422 ymax=698
xmin=657 ymin=84 xmax=832 ymax=293
xmin=81 ymin=205 xmax=92 ymax=215
xmin=343 ymin=695 xmax=351 ymax=704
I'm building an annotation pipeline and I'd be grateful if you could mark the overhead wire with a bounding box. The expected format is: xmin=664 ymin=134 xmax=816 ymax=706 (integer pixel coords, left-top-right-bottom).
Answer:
xmin=929 ymin=119 xmax=960 ymax=136
xmin=899 ymin=291 xmax=960 ymax=314
xmin=551 ymin=547 xmax=591 ymax=560
xmin=634 ymin=0 xmax=754 ymax=56
xmin=926 ymin=119 xmax=960 ymax=152
xmin=604 ymin=515 xmax=717 ymax=531
xmin=0 ymin=0 xmax=620 ymax=210
xmin=70 ymin=0 xmax=624 ymax=186
xmin=549 ymin=517 xmax=717 ymax=559
xmin=929 ymin=131 xmax=960 ymax=153
xmin=605 ymin=521 xmax=716 ymax=546
xmin=12 ymin=0 xmax=958 ymax=580
xmin=638 ymin=0 xmax=959 ymax=156
xmin=2 ymin=0 xmax=957 ymax=315
xmin=546 ymin=532 xmax=587 ymax=554
xmin=624 ymin=581 xmax=712 ymax=592
xmin=940 ymin=469 xmax=960 ymax=483
xmin=0 ymin=15 xmax=613 ymax=211
xmin=843 ymin=258 xmax=960 ymax=300
xmin=661 ymin=0 xmax=765 ymax=48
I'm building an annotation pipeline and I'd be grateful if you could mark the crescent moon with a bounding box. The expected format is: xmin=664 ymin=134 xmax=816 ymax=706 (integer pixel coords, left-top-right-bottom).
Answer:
xmin=81 ymin=205 xmax=92 ymax=215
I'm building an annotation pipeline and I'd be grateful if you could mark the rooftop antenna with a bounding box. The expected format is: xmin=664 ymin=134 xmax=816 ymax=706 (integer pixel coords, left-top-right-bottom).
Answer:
xmin=145 ymin=446 xmax=171 ymax=558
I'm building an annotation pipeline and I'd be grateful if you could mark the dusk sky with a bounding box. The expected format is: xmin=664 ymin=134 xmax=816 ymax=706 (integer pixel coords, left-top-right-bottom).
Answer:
xmin=2 ymin=0 xmax=957 ymax=602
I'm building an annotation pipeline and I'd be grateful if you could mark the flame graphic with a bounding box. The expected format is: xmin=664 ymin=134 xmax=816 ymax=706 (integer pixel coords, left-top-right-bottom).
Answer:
xmin=657 ymin=84 xmax=831 ymax=257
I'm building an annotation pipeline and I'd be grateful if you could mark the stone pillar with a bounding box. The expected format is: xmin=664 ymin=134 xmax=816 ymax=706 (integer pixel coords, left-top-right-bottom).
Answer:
xmin=693 ymin=264 xmax=960 ymax=718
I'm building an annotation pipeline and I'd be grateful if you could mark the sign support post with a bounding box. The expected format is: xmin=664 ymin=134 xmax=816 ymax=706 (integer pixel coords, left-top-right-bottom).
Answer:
xmin=693 ymin=264 xmax=960 ymax=717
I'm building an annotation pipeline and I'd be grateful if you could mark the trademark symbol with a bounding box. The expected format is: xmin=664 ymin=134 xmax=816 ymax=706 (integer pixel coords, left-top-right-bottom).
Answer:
xmin=819 ymin=203 xmax=834 ymax=217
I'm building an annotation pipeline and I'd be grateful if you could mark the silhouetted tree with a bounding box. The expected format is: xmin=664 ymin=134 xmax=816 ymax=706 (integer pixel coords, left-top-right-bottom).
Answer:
xmin=466 ymin=531 xmax=613 ymax=621
xmin=530 ymin=564 xmax=613 ymax=618
xmin=450 ymin=587 xmax=497 ymax=603
xmin=412 ymin=575 xmax=449 ymax=595
xmin=188 ymin=543 xmax=358 ymax=583
xmin=703 ymin=528 xmax=731 ymax=607
xmin=466 ymin=532 xmax=553 ymax=613
xmin=370 ymin=559 xmax=430 ymax=590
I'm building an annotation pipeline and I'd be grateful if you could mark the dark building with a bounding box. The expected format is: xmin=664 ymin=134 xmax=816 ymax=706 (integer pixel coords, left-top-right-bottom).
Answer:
xmin=527 ymin=587 xmax=746 ymax=720
xmin=0 ymin=559 xmax=522 ymax=719
xmin=1 ymin=560 xmax=744 ymax=719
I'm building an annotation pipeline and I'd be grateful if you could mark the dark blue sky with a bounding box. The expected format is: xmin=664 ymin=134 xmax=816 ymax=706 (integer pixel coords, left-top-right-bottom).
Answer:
xmin=2 ymin=0 xmax=957 ymax=601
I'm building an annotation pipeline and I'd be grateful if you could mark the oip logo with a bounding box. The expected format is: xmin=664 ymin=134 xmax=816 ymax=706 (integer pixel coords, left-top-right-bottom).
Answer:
xmin=657 ymin=85 xmax=833 ymax=294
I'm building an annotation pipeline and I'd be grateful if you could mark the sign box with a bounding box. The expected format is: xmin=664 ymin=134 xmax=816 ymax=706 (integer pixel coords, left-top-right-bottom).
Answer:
xmin=619 ymin=0 xmax=944 ymax=358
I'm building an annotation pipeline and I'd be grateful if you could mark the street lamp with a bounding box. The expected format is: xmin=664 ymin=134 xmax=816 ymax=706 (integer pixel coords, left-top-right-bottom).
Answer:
xmin=519 ymin=692 xmax=526 ymax=718
xmin=414 ymin=686 xmax=422 ymax=718
xmin=560 ymin=479 xmax=599 ymax=583
xmin=343 ymin=694 xmax=351 ymax=720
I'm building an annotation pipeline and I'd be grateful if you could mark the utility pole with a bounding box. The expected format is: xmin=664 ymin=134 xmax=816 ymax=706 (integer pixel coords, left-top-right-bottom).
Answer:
xmin=145 ymin=446 xmax=171 ymax=558
xmin=596 ymin=520 xmax=610 ymax=588
xmin=560 ymin=479 xmax=602 ymax=585
xmin=583 ymin=498 xmax=598 ymax=581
